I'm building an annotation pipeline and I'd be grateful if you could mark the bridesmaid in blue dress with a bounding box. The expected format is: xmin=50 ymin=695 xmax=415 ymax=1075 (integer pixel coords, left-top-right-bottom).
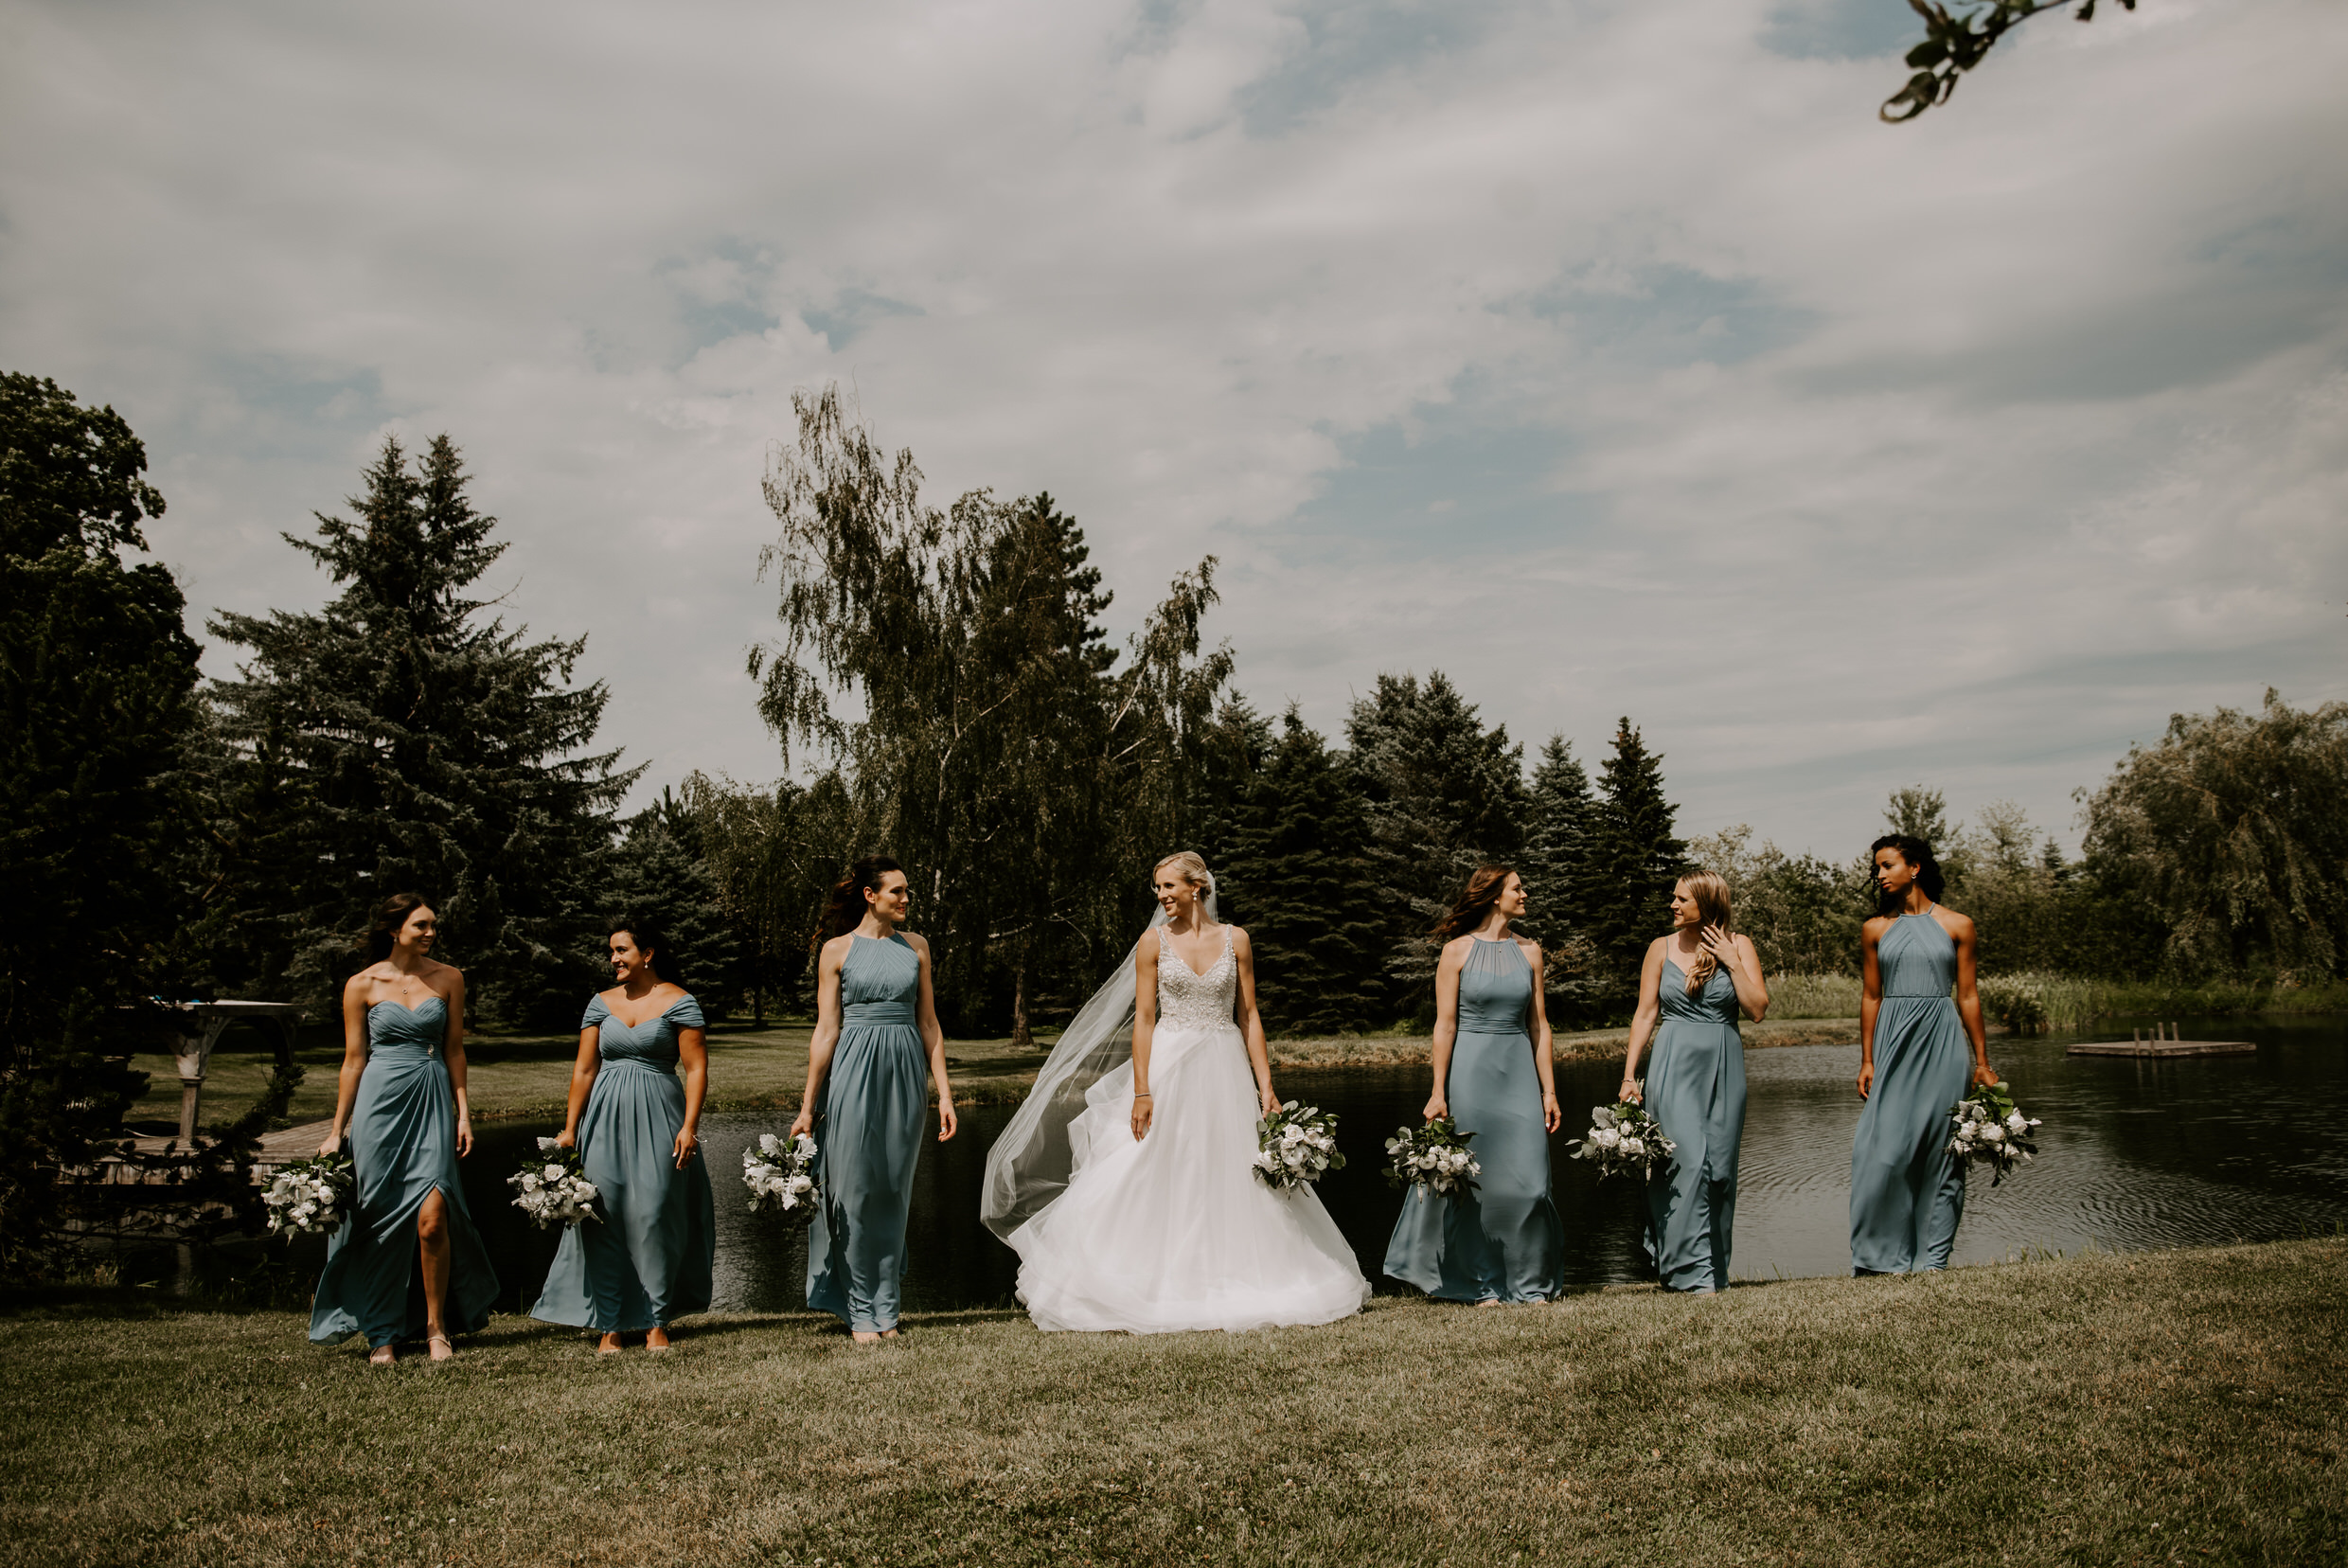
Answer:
xmin=531 ymin=917 xmax=715 ymax=1352
xmin=311 ymin=894 xmax=500 ymax=1363
xmin=1850 ymin=835 xmax=1999 ymax=1274
xmin=1619 ymin=871 xmax=1769 ymax=1294
xmin=1384 ymin=866 xmax=1565 ymax=1305
xmin=790 ymin=857 xmax=959 ymax=1343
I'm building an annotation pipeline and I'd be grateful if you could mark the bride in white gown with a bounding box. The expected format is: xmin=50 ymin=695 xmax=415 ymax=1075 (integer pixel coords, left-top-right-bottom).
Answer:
xmin=980 ymin=852 xmax=1369 ymax=1333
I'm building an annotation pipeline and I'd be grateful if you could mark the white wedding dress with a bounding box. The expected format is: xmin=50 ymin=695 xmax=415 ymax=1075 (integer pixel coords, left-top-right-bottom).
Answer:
xmin=1004 ymin=926 xmax=1370 ymax=1333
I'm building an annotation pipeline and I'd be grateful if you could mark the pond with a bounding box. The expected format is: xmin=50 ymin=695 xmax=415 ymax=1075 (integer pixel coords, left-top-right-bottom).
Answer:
xmin=389 ymin=1015 xmax=2348 ymax=1313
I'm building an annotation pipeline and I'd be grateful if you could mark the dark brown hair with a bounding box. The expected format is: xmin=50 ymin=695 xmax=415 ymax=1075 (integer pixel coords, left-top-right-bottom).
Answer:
xmin=359 ymin=892 xmax=436 ymax=964
xmin=1870 ymin=834 xmax=1947 ymax=916
xmin=1429 ymin=865 xmax=1517 ymax=944
xmin=819 ymin=856 xmax=905 ymax=944
xmin=608 ymin=915 xmax=681 ymax=985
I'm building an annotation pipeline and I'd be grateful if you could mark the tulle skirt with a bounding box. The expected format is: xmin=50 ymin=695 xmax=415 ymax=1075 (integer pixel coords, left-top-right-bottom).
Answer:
xmin=1005 ymin=1022 xmax=1369 ymax=1334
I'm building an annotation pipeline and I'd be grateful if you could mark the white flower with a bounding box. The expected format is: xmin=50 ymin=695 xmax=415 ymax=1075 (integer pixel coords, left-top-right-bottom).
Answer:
xmin=536 ymin=1136 xmax=560 ymax=1152
xmin=1982 ymin=1125 xmax=2005 ymax=1144
xmin=1595 ymin=1129 xmax=1621 ymax=1149
xmin=1621 ymin=1137 xmax=1645 ymax=1158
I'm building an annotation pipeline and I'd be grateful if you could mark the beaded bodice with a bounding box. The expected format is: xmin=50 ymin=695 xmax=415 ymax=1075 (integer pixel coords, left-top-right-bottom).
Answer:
xmin=1155 ymin=925 xmax=1237 ymax=1031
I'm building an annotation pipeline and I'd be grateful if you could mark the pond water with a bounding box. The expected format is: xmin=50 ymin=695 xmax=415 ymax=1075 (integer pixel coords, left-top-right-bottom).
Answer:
xmin=405 ymin=1016 xmax=2348 ymax=1313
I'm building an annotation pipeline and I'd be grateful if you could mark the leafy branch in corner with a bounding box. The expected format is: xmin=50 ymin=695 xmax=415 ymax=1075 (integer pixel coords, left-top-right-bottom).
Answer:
xmin=1882 ymin=0 xmax=2135 ymax=123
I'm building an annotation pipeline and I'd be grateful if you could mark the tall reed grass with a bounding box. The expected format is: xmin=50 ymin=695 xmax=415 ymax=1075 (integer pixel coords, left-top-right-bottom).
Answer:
xmin=1767 ymin=971 xmax=2348 ymax=1031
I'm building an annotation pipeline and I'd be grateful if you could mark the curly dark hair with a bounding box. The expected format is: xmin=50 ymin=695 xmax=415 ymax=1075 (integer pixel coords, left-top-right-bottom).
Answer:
xmin=1870 ymin=834 xmax=1947 ymax=916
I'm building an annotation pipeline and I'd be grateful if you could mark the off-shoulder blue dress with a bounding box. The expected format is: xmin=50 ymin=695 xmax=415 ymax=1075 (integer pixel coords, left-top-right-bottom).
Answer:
xmin=1850 ymin=912 xmax=1974 ymax=1274
xmin=1382 ymin=936 xmax=1564 ymax=1303
xmin=808 ymin=934 xmax=932 ymax=1334
xmin=310 ymin=997 xmax=500 ymax=1347
xmin=1643 ymin=959 xmax=1748 ymax=1292
xmin=532 ymin=992 xmax=716 ymax=1332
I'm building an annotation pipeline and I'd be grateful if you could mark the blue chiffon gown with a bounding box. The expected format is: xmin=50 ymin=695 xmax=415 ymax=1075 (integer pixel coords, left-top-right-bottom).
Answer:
xmin=310 ymin=998 xmax=499 ymax=1347
xmin=531 ymin=993 xmax=716 ymax=1332
xmin=808 ymin=934 xmax=932 ymax=1333
xmin=1383 ymin=936 xmax=1564 ymax=1303
xmin=1643 ymin=959 xmax=1747 ymax=1292
xmin=1850 ymin=912 xmax=1975 ymax=1274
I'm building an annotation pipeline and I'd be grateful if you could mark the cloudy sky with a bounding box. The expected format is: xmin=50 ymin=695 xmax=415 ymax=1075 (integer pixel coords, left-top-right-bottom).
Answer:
xmin=6 ymin=0 xmax=2344 ymax=861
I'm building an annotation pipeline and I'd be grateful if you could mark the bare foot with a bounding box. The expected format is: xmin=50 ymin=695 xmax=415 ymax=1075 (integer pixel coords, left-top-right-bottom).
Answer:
xmin=647 ymin=1327 xmax=672 ymax=1352
xmin=880 ymin=1327 xmax=898 ymax=1339
xmin=369 ymin=1344 xmax=396 ymax=1366
xmin=596 ymin=1333 xmax=624 ymax=1356
xmin=427 ymin=1333 xmax=454 ymax=1363
xmin=851 ymin=1330 xmax=882 ymax=1345
xmin=1476 ymin=1298 xmax=1505 ymax=1309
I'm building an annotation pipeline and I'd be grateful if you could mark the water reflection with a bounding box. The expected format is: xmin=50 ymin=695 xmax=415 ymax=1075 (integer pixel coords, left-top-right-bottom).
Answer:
xmin=453 ymin=1015 xmax=2347 ymax=1315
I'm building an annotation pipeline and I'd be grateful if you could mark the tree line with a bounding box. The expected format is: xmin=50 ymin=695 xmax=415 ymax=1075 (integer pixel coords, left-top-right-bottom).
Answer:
xmin=6 ymin=371 xmax=2342 ymax=1256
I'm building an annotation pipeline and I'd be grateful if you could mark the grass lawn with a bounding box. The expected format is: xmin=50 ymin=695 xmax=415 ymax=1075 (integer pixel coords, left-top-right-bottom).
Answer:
xmin=4 ymin=1238 xmax=2342 ymax=1566
xmin=133 ymin=1019 xmax=1866 ymax=1134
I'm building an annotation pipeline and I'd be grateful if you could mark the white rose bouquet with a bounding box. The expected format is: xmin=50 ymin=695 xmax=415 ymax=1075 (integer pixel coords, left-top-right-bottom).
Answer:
xmin=1569 ymin=1091 xmax=1675 ymax=1181
xmin=1384 ymin=1116 xmax=1482 ymax=1198
xmin=1948 ymin=1078 xmax=2041 ymax=1185
xmin=1254 ymin=1101 xmax=1345 ymax=1191
xmin=261 ymin=1152 xmax=356 ymax=1238
xmin=742 ymin=1130 xmax=822 ymax=1223
xmin=507 ymin=1137 xmax=602 ymax=1229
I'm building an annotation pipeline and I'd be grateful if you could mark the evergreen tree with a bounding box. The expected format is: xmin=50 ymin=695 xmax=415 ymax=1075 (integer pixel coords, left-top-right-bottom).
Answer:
xmin=596 ymin=796 xmax=747 ymax=1017
xmin=1343 ymin=670 xmax=1528 ymax=1003
xmin=1582 ymin=718 xmax=1687 ymax=1001
xmin=0 ymin=376 xmax=197 ymax=1263
xmin=1218 ymin=706 xmax=1387 ymax=1035
xmin=205 ymin=435 xmax=637 ymax=1023
xmin=1519 ymin=733 xmax=1596 ymax=1009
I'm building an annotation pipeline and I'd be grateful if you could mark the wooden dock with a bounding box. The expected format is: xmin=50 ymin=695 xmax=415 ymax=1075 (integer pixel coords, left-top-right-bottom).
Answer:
xmin=2068 ymin=1022 xmax=2255 ymax=1059
xmin=98 ymin=1120 xmax=336 ymax=1185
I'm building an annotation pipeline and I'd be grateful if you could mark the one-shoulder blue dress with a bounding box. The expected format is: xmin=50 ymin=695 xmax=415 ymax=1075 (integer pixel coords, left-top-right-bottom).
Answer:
xmin=1383 ymin=936 xmax=1564 ymax=1303
xmin=1643 ymin=958 xmax=1748 ymax=1292
xmin=310 ymin=997 xmax=500 ymax=1347
xmin=808 ymin=934 xmax=931 ymax=1333
xmin=531 ymin=992 xmax=716 ymax=1332
xmin=1850 ymin=913 xmax=1974 ymax=1274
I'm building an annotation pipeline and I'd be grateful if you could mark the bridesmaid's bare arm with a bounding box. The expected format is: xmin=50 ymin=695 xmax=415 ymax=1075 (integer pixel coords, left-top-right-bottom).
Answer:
xmin=905 ymin=933 xmax=957 ymax=1141
xmin=1423 ymin=938 xmax=1468 ymax=1123
xmin=790 ymin=936 xmax=851 ymax=1139
xmin=1857 ymin=918 xmax=1889 ymax=1100
xmin=321 ymin=973 xmax=372 ymax=1155
xmin=440 ymin=970 xmax=472 ymax=1158
xmin=1523 ymin=938 xmax=1561 ymax=1132
xmin=1938 ymin=910 xmax=1998 ymax=1086
xmin=1619 ymin=939 xmax=1668 ymax=1102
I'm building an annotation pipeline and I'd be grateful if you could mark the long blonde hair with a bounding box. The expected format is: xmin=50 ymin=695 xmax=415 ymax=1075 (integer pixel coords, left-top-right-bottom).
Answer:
xmin=1676 ymin=870 xmax=1734 ymax=991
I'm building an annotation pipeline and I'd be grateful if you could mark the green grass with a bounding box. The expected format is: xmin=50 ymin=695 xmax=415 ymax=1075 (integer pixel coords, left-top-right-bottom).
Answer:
xmin=4 ymin=1238 xmax=2342 ymax=1566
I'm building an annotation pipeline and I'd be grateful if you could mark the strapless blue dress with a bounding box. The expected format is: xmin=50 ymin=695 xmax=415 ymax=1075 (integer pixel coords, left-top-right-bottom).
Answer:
xmin=310 ymin=998 xmax=499 ymax=1347
xmin=531 ymin=993 xmax=716 ymax=1331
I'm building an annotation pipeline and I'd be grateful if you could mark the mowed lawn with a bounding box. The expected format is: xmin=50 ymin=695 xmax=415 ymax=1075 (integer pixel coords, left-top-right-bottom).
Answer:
xmin=4 ymin=1240 xmax=2343 ymax=1567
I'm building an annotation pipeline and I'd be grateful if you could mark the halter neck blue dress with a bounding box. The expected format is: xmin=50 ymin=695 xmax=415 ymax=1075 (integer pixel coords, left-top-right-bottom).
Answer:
xmin=1643 ymin=958 xmax=1748 ymax=1292
xmin=1850 ymin=912 xmax=1974 ymax=1274
xmin=1383 ymin=936 xmax=1564 ymax=1303
xmin=531 ymin=992 xmax=716 ymax=1332
xmin=808 ymin=934 xmax=932 ymax=1334
xmin=309 ymin=997 xmax=499 ymax=1347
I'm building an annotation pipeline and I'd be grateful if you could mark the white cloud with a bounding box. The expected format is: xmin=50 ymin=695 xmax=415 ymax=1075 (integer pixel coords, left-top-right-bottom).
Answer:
xmin=2 ymin=0 xmax=2342 ymax=862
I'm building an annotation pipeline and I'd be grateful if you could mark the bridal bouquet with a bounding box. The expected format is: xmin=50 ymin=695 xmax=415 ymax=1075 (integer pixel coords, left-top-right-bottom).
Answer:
xmin=508 ymin=1138 xmax=601 ymax=1228
xmin=1254 ymin=1101 xmax=1345 ymax=1190
xmin=1569 ymin=1091 xmax=1675 ymax=1181
xmin=1384 ymin=1117 xmax=1482 ymax=1197
xmin=260 ymin=1152 xmax=355 ymax=1238
xmin=742 ymin=1130 xmax=822 ymax=1223
xmin=1948 ymin=1079 xmax=2041 ymax=1185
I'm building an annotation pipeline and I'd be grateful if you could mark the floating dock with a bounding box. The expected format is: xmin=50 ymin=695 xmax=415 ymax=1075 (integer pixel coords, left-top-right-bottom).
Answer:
xmin=2068 ymin=1022 xmax=2255 ymax=1059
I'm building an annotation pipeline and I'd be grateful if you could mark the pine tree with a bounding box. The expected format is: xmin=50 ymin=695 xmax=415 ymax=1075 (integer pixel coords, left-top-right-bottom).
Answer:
xmin=1519 ymin=733 xmax=1596 ymax=1011
xmin=1218 ymin=706 xmax=1388 ymax=1034
xmin=205 ymin=435 xmax=638 ymax=1023
xmin=1 ymin=376 xmax=198 ymax=1262
xmin=596 ymin=796 xmax=747 ymax=1017
xmin=1343 ymin=670 xmax=1528 ymax=1005
xmin=1582 ymin=718 xmax=1687 ymax=1001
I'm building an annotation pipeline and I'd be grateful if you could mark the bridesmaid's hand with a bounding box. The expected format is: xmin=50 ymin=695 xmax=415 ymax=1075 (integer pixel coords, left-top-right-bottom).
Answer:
xmin=1973 ymin=1063 xmax=2001 ymax=1088
xmin=1422 ymin=1093 xmax=1448 ymax=1123
xmin=317 ymin=1129 xmax=342 ymax=1157
xmin=788 ymin=1106 xmax=814 ymax=1139
xmin=1698 ymin=924 xmax=1740 ymax=971
xmin=1541 ymin=1092 xmax=1562 ymax=1133
xmin=1619 ymin=1078 xmax=1642 ymax=1105
xmin=454 ymin=1114 xmax=473 ymax=1159
xmin=672 ymin=1126 xmax=700 ymax=1168
xmin=1855 ymin=1061 xmax=1875 ymax=1101
xmin=1130 ymin=1093 xmax=1154 ymax=1142
xmin=936 ymin=1097 xmax=959 ymax=1142
xmin=555 ymin=1128 xmax=577 ymax=1150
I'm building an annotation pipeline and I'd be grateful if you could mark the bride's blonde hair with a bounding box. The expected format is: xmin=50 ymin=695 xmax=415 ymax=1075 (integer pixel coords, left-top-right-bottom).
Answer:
xmin=1676 ymin=870 xmax=1734 ymax=991
xmin=1153 ymin=851 xmax=1214 ymax=901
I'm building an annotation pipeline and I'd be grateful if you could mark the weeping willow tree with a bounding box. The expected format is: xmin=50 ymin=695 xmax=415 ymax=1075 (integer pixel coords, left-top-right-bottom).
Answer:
xmin=1882 ymin=0 xmax=2137 ymax=122
xmin=2080 ymin=690 xmax=2348 ymax=979
xmin=749 ymin=386 xmax=1233 ymax=1035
